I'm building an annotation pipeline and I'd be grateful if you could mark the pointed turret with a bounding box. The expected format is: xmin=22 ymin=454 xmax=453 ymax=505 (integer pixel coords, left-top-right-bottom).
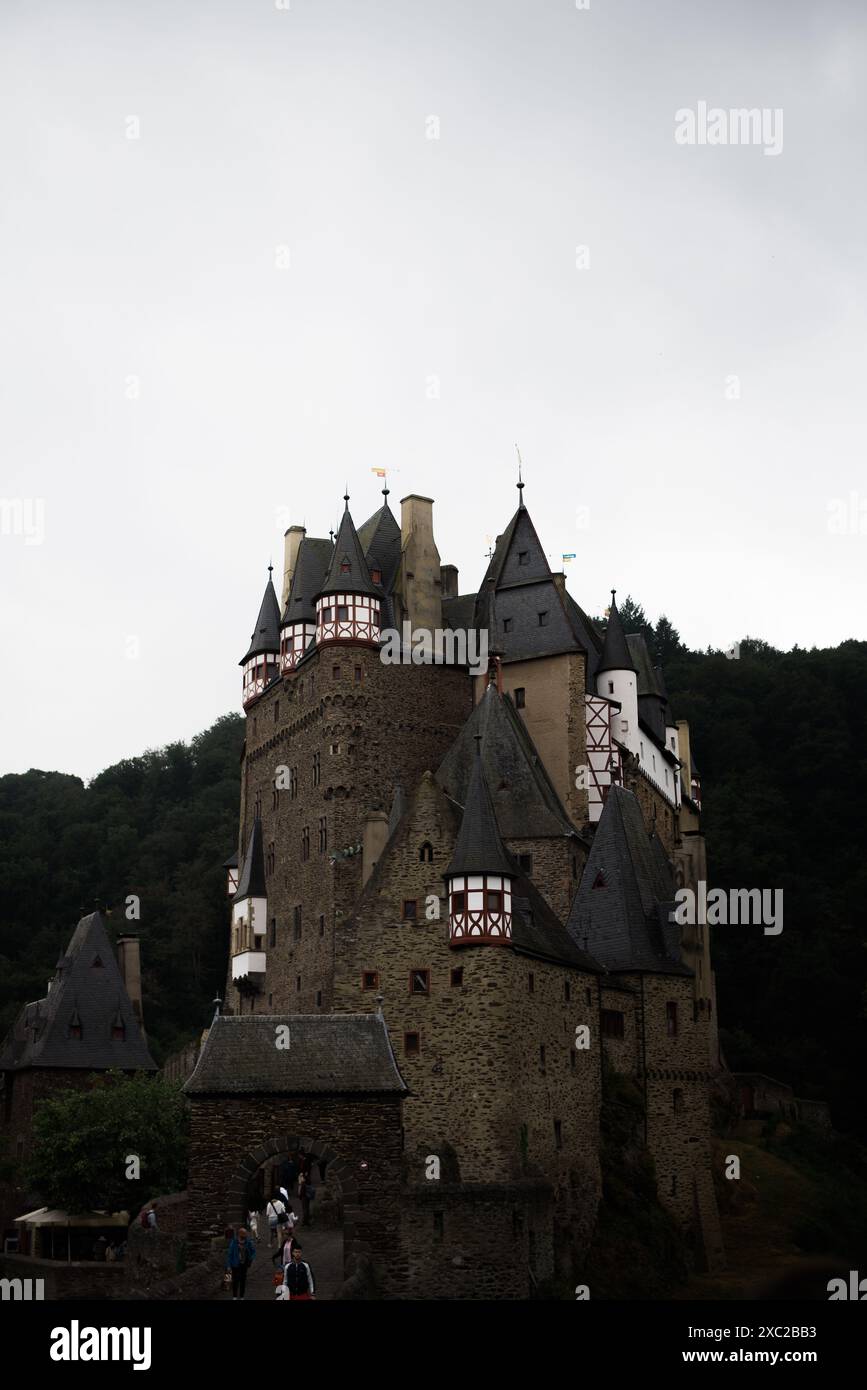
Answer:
xmin=240 ymin=568 xmax=281 ymax=707
xmin=597 ymin=592 xmax=637 ymax=675
xmin=314 ymin=494 xmax=382 ymax=646
xmin=596 ymin=591 xmax=639 ymax=755
xmin=280 ymin=536 xmax=333 ymax=672
xmin=231 ymin=818 xmax=268 ymax=991
xmin=444 ymin=739 xmax=515 ymax=946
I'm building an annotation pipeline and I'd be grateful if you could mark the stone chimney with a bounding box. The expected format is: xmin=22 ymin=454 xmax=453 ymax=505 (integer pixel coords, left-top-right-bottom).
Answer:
xmin=281 ymin=526 xmax=306 ymax=608
xmin=362 ymin=810 xmax=390 ymax=886
xmin=440 ymin=564 xmax=458 ymax=600
xmin=116 ymin=936 xmax=144 ymax=1031
xmin=396 ymin=495 xmax=442 ymax=632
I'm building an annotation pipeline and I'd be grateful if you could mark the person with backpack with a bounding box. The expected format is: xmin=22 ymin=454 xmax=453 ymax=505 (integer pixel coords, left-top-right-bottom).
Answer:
xmin=265 ymin=1195 xmax=285 ymax=1247
xmin=282 ymin=1243 xmax=315 ymax=1300
xmin=226 ymin=1226 xmax=256 ymax=1300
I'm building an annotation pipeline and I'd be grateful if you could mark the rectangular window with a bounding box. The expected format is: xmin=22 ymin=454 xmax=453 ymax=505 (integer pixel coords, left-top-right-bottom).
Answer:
xmin=316 ymin=991 xmax=323 ymax=1008
xmin=518 ymin=853 xmax=533 ymax=875
xmin=301 ymin=826 xmax=310 ymax=861
xmin=333 ymin=665 xmax=341 ymax=680
xmin=528 ymin=973 xmax=535 ymax=994
xmin=354 ymin=666 xmax=362 ymax=683
xmin=313 ymin=751 xmax=321 ymax=786
xmin=450 ymin=967 xmax=463 ymax=988
xmin=290 ymin=767 xmax=298 ymax=799
xmin=319 ymin=914 xmax=325 ymax=937
xmin=338 ymin=605 xmax=349 ymax=620
xmin=608 ymin=681 xmax=614 ymax=694
xmin=433 ymin=1211 xmax=444 ymax=1241
xmin=514 ymin=687 xmax=526 ymax=709
xmin=296 ymin=975 xmax=301 ymax=992
xmin=403 ymin=899 xmax=417 ymax=921
xmin=410 ymin=969 xmax=430 ymax=996
xmin=319 ymin=816 xmax=327 ymax=853
xmin=601 ymin=1009 xmax=625 ymax=1038
xmin=538 ymin=611 xmax=549 ymax=627
xmin=554 ymin=1119 xmax=563 ymax=1150
xmin=293 ymin=905 xmax=302 ymax=941
xmin=570 ymin=1050 xmax=576 ymax=1072
xmin=540 ymin=1044 xmax=546 ymax=1071
xmin=666 ymin=1001 xmax=678 ymax=1037
xmin=564 ymin=981 xmax=571 ymax=1003
xmin=404 ymin=1032 xmax=420 ymax=1056
xmin=274 ymin=700 xmax=279 ymax=722
xmin=451 ymin=890 xmax=465 ymax=912
xmin=269 ymin=917 xmax=277 ymax=948
xmin=362 ymin=971 xmax=379 ymax=990
xmin=518 ymin=551 xmax=529 ymax=566
xmin=503 ymin=617 xmax=513 ymax=633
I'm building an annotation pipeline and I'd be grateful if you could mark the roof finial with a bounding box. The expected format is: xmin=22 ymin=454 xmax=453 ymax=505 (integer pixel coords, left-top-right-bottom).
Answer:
xmin=329 ymin=527 xmax=335 ymax=544
xmin=268 ymin=561 xmax=274 ymax=580
xmin=611 ymin=588 xmax=617 ymax=607
xmin=516 ymin=445 xmax=525 ymax=507
xmin=343 ymin=484 xmax=350 ymax=510
xmin=382 ymin=482 xmax=390 ymax=500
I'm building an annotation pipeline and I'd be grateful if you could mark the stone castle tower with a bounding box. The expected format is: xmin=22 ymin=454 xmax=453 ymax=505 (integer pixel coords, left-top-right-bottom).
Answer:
xmin=204 ymin=481 xmax=723 ymax=1296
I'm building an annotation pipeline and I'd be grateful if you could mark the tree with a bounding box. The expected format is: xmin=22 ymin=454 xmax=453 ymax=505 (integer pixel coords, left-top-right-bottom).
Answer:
xmin=653 ymin=614 xmax=683 ymax=666
xmin=24 ymin=1071 xmax=188 ymax=1214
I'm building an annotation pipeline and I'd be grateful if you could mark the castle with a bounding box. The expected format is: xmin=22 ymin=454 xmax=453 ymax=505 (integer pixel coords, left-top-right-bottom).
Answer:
xmin=184 ymin=480 xmax=724 ymax=1297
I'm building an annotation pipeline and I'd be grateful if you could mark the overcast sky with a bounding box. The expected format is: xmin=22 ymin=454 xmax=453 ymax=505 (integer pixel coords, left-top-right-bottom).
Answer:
xmin=1 ymin=0 xmax=865 ymax=781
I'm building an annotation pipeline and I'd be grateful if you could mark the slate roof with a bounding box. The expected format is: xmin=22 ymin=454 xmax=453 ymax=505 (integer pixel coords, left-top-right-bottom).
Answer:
xmin=183 ymin=1013 xmax=406 ymax=1095
xmin=316 ymin=503 xmax=379 ymax=599
xmin=597 ymin=595 xmax=637 ymax=675
xmin=0 ymin=913 xmax=157 ymax=1072
xmin=234 ymin=818 xmax=266 ymax=902
xmin=357 ymin=500 xmax=401 ymax=595
xmin=442 ymin=594 xmax=478 ymax=632
xmin=445 ymin=746 xmax=515 ymax=877
xmin=436 ymin=683 xmax=578 ymax=840
xmin=281 ymin=537 xmax=333 ymax=628
xmin=564 ymin=592 xmax=604 ymax=682
xmin=566 ymin=787 xmax=690 ymax=976
xmin=240 ymin=574 xmax=281 ymax=663
xmin=471 ymin=507 xmax=586 ymax=663
xmin=387 ymin=783 xmax=408 ymax=836
xmin=511 ymin=874 xmax=602 ymax=972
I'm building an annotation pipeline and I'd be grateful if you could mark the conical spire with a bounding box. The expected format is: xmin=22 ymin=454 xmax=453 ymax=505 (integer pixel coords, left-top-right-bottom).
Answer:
xmin=234 ymin=818 xmax=267 ymax=903
xmin=445 ymin=740 xmax=514 ymax=878
xmin=317 ymin=500 xmax=379 ymax=599
xmin=597 ymin=590 xmax=637 ymax=675
xmin=240 ymin=571 xmax=281 ymax=664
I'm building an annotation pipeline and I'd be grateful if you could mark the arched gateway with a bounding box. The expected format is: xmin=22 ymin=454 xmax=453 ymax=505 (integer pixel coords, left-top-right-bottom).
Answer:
xmin=184 ymin=1012 xmax=406 ymax=1295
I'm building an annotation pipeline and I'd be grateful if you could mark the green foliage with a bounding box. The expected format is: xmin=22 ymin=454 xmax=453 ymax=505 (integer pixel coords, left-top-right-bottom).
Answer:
xmin=24 ymin=1071 xmax=188 ymax=1214
xmin=0 ymin=714 xmax=243 ymax=1062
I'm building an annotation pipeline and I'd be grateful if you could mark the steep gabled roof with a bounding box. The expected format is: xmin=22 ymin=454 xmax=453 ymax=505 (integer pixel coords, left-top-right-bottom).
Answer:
xmin=511 ymin=874 xmax=603 ymax=972
xmin=281 ymin=537 xmax=333 ymax=628
xmin=316 ymin=502 xmax=379 ymax=599
xmin=184 ymin=1013 xmax=406 ymax=1095
xmin=597 ymin=594 xmax=637 ymax=675
xmin=564 ymin=592 xmax=604 ymax=681
xmin=444 ymin=745 xmax=515 ymax=878
xmin=471 ymin=506 xmax=583 ymax=663
xmin=0 ymin=912 xmax=156 ymax=1072
xmin=436 ymin=683 xmax=579 ymax=840
xmin=234 ymin=818 xmax=266 ymax=902
xmin=240 ymin=573 xmax=281 ymax=664
xmin=566 ymin=787 xmax=689 ymax=976
xmin=357 ymin=500 xmax=401 ymax=594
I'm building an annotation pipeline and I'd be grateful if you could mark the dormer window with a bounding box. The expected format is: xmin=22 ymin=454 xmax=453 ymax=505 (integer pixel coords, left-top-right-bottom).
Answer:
xmin=538 ymin=611 xmax=549 ymax=627
xmin=503 ymin=618 xmax=513 ymax=633
xmin=112 ymin=1021 xmax=125 ymax=1041
xmin=91 ymin=956 xmax=104 ymax=968
xmin=592 ymin=872 xmax=606 ymax=889
xmin=340 ymin=557 xmax=351 ymax=573
xmin=371 ymin=568 xmax=382 ymax=584
xmin=518 ymin=551 xmax=529 ymax=566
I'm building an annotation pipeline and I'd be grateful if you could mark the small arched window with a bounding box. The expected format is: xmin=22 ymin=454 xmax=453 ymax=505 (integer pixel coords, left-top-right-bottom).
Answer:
xmin=419 ymin=842 xmax=434 ymax=863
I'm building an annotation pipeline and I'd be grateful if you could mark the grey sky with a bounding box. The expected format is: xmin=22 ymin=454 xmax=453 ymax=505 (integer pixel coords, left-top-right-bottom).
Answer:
xmin=2 ymin=0 xmax=865 ymax=779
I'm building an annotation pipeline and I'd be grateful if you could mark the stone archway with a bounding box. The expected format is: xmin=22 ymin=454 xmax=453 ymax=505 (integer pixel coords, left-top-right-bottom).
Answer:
xmin=233 ymin=1133 xmax=359 ymax=1273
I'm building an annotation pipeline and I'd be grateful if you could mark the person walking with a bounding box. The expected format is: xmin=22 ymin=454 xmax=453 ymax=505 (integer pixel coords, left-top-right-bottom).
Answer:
xmin=265 ymin=1195 xmax=285 ymax=1247
xmin=283 ymin=1243 xmax=315 ymax=1300
xmin=272 ymin=1207 xmax=300 ymax=1266
xmin=226 ymin=1226 xmax=256 ymax=1300
xmin=298 ymin=1173 xmax=313 ymax=1227
xmin=247 ymin=1208 xmax=259 ymax=1240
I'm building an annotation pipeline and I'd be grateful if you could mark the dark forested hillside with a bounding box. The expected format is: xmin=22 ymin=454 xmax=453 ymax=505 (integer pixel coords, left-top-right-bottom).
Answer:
xmin=1 ymin=627 xmax=865 ymax=1132
xmin=0 ymin=715 xmax=244 ymax=1063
